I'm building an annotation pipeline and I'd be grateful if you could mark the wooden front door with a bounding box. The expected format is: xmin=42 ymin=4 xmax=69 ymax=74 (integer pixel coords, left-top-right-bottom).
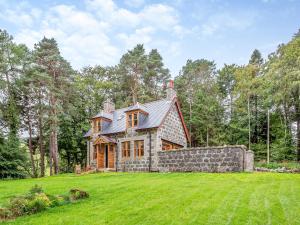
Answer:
xmin=97 ymin=144 xmax=104 ymax=169
xmin=108 ymin=144 xmax=115 ymax=168
xmin=97 ymin=144 xmax=115 ymax=169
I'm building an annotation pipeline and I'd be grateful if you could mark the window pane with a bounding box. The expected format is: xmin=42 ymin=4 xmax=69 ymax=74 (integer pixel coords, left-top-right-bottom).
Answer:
xmin=128 ymin=114 xmax=132 ymax=127
xmin=98 ymin=121 xmax=101 ymax=132
xmin=133 ymin=113 xmax=138 ymax=126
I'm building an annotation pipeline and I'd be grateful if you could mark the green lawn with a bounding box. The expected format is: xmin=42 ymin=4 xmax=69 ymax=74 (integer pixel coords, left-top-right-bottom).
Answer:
xmin=0 ymin=173 xmax=300 ymax=225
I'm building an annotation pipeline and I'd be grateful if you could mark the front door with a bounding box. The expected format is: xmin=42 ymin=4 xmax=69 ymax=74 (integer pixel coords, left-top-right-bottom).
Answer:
xmin=97 ymin=144 xmax=104 ymax=169
xmin=105 ymin=144 xmax=109 ymax=168
xmin=108 ymin=144 xmax=115 ymax=168
xmin=98 ymin=144 xmax=115 ymax=169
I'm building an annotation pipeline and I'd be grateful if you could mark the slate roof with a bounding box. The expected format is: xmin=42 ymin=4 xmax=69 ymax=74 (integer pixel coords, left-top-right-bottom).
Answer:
xmin=92 ymin=111 xmax=113 ymax=120
xmin=83 ymin=99 xmax=172 ymax=137
xmin=124 ymin=102 xmax=149 ymax=114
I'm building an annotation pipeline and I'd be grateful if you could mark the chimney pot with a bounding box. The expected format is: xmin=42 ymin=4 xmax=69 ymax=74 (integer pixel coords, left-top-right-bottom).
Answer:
xmin=103 ymin=98 xmax=115 ymax=113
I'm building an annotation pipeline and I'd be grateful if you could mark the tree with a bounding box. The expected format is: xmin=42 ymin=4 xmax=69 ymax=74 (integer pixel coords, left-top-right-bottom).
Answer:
xmin=264 ymin=35 xmax=300 ymax=161
xmin=33 ymin=37 xmax=73 ymax=175
xmin=118 ymin=44 xmax=147 ymax=104
xmin=142 ymin=49 xmax=170 ymax=101
xmin=0 ymin=29 xmax=29 ymax=178
xmin=175 ymin=59 xmax=220 ymax=146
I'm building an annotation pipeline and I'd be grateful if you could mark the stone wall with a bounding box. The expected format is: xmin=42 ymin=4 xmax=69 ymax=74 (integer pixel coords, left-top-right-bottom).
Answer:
xmin=160 ymin=104 xmax=187 ymax=147
xmin=157 ymin=146 xmax=253 ymax=172
xmin=117 ymin=129 xmax=158 ymax=172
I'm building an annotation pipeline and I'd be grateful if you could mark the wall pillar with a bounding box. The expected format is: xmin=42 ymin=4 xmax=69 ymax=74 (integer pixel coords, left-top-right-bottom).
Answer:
xmin=244 ymin=150 xmax=254 ymax=172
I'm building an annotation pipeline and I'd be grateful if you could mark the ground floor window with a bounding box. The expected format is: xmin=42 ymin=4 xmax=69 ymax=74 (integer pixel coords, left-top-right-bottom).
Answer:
xmin=134 ymin=140 xmax=144 ymax=158
xmin=122 ymin=141 xmax=130 ymax=158
xmin=162 ymin=139 xmax=183 ymax=151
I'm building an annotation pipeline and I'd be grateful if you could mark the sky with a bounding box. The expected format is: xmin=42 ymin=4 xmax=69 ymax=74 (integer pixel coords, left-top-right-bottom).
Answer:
xmin=0 ymin=0 xmax=299 ymax=75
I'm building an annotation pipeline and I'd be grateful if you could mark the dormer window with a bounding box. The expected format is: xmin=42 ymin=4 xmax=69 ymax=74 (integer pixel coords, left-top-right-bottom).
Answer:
xmin=93 ymin=119 xmax=102 ymax=133
xmin=125 ymin=102 xmax=149 ymax=129
xmin=127 ymin=112 xmax=138 ymax=128
xmin=91 ymin=111 xmax=113 ymax=134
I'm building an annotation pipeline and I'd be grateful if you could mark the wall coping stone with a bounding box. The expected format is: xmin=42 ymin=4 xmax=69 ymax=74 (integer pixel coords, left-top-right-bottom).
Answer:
xmin=157 ymin=145 xmax=248 ymax=153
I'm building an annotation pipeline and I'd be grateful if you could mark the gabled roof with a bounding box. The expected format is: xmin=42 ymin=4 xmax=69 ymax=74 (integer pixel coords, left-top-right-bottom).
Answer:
xmin=84 ymin=98 xmax=190 ymax=141
xmin=94 ymin=135 xmax=117 ymax=144
xmin=124 ymin=102 xmax=149 ymax=114
xmin=92 ymin=111 xmax=113 ymax=120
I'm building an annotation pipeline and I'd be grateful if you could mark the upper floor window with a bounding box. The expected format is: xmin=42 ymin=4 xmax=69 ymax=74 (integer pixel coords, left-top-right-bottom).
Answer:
xmin=127 ymin=112 xmax=138 ymax=128
xmin=134 ymin=140 xmax=144 ymax=158
xmin=122 ymin=141 xmax=130 ymax=158
xmin=93 ymin=119 xmax=102 ymax=133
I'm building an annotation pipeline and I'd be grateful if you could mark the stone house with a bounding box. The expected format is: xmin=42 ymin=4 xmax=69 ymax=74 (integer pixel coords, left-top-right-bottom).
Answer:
xmin=84 ymin=80 xmax=190 ymax=172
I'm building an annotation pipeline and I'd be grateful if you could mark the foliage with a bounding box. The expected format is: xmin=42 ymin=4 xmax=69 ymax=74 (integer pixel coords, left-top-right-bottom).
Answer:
xmin=0 ymin=184 xmax=89 ymax=221
xmin=29 ymin=184 xmax=43 ymax=195
xmin=255 ymin=161 xmax=300 ymax=169
xmin=69 ymin=189 xmax=89 ymax=201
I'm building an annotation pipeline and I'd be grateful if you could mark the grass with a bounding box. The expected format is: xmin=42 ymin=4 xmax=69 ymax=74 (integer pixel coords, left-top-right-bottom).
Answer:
xmin=0 ymin=172 xmax=300 ymax=225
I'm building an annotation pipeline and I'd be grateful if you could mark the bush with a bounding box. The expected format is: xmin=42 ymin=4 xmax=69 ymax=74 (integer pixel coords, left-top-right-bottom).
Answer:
xmin=255 ymin=161 xmax=300 ymax=169
xmin=0 ymin=207 xmax=12 ymax=220
xmin=8 ymin=197 xmax=29 ymax=217
xmin=0 ymin=185 xmax=89 ymax=221
xmin=69 ymin=189 xmax=89 ymax=201
xmin=48 ymin=195 xmax=67 ymax=207
xmin=27 ymin=193 xmax=51 ymax=213
xmin=29 ymin=185 xmax=43 ymax=195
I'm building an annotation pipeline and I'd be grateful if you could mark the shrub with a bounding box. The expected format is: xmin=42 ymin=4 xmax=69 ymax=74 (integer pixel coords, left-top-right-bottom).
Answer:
xmin=29 ymin=184 xmax=43 ymax=195
xmin=0 ymin=207 xmax=12 ymax=220
xmin=48 ymin=195 xmax=67 ymax=207
xmin=27 ymin=193 xmax=51 ymax=214
xmin=8 ymin=196 xmax=29 ymax=217
xmin=69 ymin=189 xmax=89 ymax=201
xmin=0 ymin=186 xmax=89 ymax=221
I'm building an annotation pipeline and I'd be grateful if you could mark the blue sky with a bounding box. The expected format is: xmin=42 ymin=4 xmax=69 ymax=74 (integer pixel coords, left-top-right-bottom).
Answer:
xmin=0 ymin=0 xmax=299 ymax=75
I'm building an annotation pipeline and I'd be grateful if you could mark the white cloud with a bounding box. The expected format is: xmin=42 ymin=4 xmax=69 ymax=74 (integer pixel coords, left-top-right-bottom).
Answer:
xmin=125 ymin=0 xmax=145 ymax=8
xmin=2 ymin=0 xmax=185 ymax=70
xmin=86 ymin=0 xmax=182 ymax=33
xmin=117 ymin=26 xmax=155 ymax=49
xmin=201 ymin=12 xmax=256 ymax=36
xmin=140 ymin=4 xmax=178 ymax=30
xmin=0 ymin=3 xmax=42 ymax=27
xmin=14 ymin=4 xmax=119 ymax=68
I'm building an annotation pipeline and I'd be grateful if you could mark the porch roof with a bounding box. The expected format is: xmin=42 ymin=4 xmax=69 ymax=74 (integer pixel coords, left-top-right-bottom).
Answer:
xmin=93 ymin=135 xmax=117 ymax=145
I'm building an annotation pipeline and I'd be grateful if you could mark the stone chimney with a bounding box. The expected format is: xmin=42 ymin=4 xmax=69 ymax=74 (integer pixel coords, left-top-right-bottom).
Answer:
xmin=103 ymin=98 xmax=115 ymax=113
xmin=166 ymin=80 xmax=176 ymax=100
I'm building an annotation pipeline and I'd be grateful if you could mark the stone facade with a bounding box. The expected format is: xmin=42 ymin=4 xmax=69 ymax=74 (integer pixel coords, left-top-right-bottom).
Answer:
xmin=159 ymin=104 xmax=187 ymax=147
xmin=157 ymin=146 xmax=253 ymax=172
xmin=116 ymin=129 xmax=158 ymax=172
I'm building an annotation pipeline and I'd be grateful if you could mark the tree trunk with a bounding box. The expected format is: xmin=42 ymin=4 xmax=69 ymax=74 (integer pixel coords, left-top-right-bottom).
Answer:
xmin=49 ymin=91 xmax=59 ymax=175
xmin=27 ymin=115 xmax=37 ymax=178
xmin=297 ymin=118 xmax=300 ymax=162
xmin=38 ymin=89 xmax=45 ymax=177
xmin=296 ymin=100 xmax=300 ymax=162
xmin=54 ymin=129 xmax=59 ymax=174
xmin=206 ymin=127 xmax=209 ymax=147
xmin=189 ymin=97 xmax=192 ymax=147
xmin=49 ymin=132 xmax=53 ymax=176
xmin=267 ymin=109 xmax=270 ymax=164
xmin=39 ymin=116 xmax=45 ymax=177
xmin=248 ymin=96 xmax=251 ymax=150
xmin=254 ymin=95 xmax=258 ymax=144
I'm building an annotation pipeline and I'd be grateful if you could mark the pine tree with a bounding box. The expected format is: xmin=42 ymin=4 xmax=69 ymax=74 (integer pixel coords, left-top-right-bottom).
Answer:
xmin=33 ymin=37 xmax=73 ymax=174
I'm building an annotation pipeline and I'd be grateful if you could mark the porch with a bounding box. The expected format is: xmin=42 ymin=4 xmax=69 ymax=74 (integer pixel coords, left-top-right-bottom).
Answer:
xmin=93 ymin=136 xmax=117 ymax=171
